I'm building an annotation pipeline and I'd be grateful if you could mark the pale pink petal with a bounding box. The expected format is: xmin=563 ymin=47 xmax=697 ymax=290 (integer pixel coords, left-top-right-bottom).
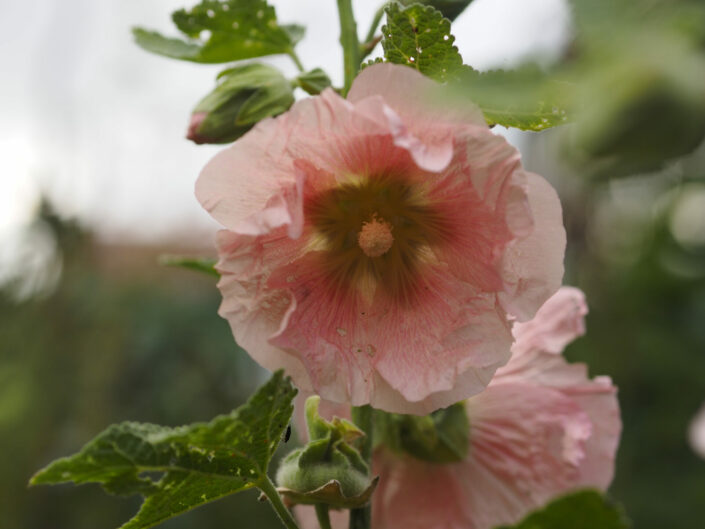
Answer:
xmin=348 ymin=63 xmax=486 ymax=128
xmin=372 ymin=453 xmax=472 ymax=529
xmin=460 ymin=383 xmax=593 ymax=528
xmin=497 ymin=172 xmax=566 ymax=321
xmin=512 ymin=286 xmax=588 ymax=356
xmin=349 ymin=64 xmax=486 ymax=173
xmin=215 ymin=229 xmax=311 ymax=388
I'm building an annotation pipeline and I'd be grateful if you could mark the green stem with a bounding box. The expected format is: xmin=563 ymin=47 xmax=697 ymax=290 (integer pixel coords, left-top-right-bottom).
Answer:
xmin=336 ymin=0 xmax=360 ymax=96
xmin=349 ymin=405 xmax=373 ymax=529
xmin=258 ymin=476 xmax=300 ymax=529
xmin=288 ymin=50 xmax=305 ymax=73
xmin=315 ymin=504 xmax=333 ymax=529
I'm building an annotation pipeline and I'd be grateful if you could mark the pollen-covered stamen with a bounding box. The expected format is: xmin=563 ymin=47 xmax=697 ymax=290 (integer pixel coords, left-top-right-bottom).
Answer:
xmin=358 ymin=216 xmax=394 ymax=257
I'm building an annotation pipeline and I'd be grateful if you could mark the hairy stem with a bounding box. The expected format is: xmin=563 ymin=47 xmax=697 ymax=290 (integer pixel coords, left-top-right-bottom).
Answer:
xmin=349 ymin=405 xmax=373 ymax=529
xmin=259 ymin=476 xmax=300 ymax=529
xmin=336 ymin=0 xmax=360 ymax=96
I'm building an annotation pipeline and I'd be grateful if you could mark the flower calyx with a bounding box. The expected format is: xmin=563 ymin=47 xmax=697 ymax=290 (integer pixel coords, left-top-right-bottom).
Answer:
xmin=276 ymin=396 xmax=378 ymax=509
xmin=375 ymin=401 xmax=470 ymax=464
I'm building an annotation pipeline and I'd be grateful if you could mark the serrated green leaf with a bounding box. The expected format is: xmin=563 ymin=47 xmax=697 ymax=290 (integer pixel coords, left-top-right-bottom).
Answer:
xmin=382 ymin=3 xmax=463 ymax=82
xmin=493 ymin=490 xmax=630 ymax=529
xmin=30 ymin=371 xmax=297 ymax=529
xmin=450 ymin=65 xmax=572 ymax=131
xmin=159 ymin=255 xmax=219 ymax=277
xmin=399 ymin=0 xmax=475 ymax=21
xmin=133 ymin=0 xmax=300 ymax=64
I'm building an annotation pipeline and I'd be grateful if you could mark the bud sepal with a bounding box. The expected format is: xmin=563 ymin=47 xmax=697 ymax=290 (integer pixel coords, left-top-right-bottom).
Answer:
xmin=275 ymin=396 xmax=378 ymax=508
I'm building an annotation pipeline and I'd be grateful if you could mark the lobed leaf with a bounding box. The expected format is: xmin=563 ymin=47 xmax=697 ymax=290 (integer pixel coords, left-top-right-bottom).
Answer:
xmin=30 ymin=371 xmax=297 ymax=529
xmin=133 ymin=0 xmax=302 ymax=64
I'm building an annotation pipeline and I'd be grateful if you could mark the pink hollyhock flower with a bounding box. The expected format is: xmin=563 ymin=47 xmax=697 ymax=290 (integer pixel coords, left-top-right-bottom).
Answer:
xmin=196 ymin=63 xmax=566 ymax=413
xmin=295 ymin=287 xmax=621 ymax=529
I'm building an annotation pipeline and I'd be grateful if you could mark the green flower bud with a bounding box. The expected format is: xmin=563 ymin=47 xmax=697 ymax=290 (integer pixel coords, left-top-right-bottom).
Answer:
xmin=275 ymin=396 xmax=378 ymax=508
xmin=294 ymin=68 xmax=333 ymax=95
xmin=375 ymin=401 xmax=470 ymax=464
xmin=187 ymin=63 xmax=295 ymax=144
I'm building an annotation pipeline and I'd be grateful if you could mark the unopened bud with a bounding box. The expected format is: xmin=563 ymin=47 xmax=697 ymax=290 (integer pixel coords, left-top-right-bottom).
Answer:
xmin=186 ymin=63 xmax=294 ymax=145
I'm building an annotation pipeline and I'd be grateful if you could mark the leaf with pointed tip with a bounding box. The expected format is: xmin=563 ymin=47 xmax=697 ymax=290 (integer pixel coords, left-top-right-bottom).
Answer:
xmin=133 ymin=0 xmax=301 ymax=64
xmin=159 ymin=255 xmax=219 ymax=277
xmin=493 ymin=490 xmax=630 ymax=529
xmin=382 ymin=3 xmax=463 ymax=82
xmin=30 ymin=371 xmax=297 ymax=529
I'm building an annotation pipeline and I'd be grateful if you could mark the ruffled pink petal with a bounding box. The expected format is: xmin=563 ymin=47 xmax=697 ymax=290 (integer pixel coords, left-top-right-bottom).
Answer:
xmin=451 ymin=383 xmax=593 ymax=529
xmin=511 ymin=286 xmax=588 ymax=356
xmin=348 ymin=64 xmax=486 ymax=129
xmin=349 ymin=64 xmax=486 ymax=173
xmin=269 ymin=252 xmax=513 ymax=411
xmin=497 ymin=172 xmax=566 ymax=321
xmin=215 ymin=229 xmax=311 ymax=388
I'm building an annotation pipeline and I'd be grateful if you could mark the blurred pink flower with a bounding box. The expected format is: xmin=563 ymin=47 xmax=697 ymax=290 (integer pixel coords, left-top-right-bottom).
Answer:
xmin=689 ymin=402 xmax=705 ymax=459
xmin=296 ymin=288 xmax=621 ymax=529
xmin=196 ymin=63 xmax=566 ymax=413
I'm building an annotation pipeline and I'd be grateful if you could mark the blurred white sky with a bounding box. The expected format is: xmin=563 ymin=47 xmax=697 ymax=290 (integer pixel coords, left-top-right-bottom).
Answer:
xmin=0 ymin=0 xmax=570 ymax=247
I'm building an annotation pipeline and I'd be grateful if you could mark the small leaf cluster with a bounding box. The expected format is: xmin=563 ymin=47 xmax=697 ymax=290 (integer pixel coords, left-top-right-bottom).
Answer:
xmin=133 ymin=0 xmax=332 ymax=146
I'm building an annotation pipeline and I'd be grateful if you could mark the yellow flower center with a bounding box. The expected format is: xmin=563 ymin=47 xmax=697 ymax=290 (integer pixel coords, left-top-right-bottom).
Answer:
xmin=305 ymin=174 xmax=451 ymax=304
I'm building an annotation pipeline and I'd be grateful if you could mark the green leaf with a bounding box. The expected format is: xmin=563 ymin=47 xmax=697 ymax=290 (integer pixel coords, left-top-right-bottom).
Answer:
xmin=133 ymin=0 xmax=301 ymax=64
xmin=399 ymin=0 xmax=475 ymax=21
xmin=30 ymin=371 xmax=297 ymax=529
xmin=493 ymin=490 xmax=630 ymax=529
xmin=450 ymin=65 xmax=572 ymax=131
xmin=295 ymin=68 xmax=333 ymax=95
xmin=159 ymin=255 xmax=219 ymax=277
xmin=382 ymin=3 xmax=463 ymax=82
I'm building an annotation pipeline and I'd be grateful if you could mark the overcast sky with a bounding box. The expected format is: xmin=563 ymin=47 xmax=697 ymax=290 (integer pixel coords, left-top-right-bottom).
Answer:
xmin=0 ymin=0 xmax=570 ymax=247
